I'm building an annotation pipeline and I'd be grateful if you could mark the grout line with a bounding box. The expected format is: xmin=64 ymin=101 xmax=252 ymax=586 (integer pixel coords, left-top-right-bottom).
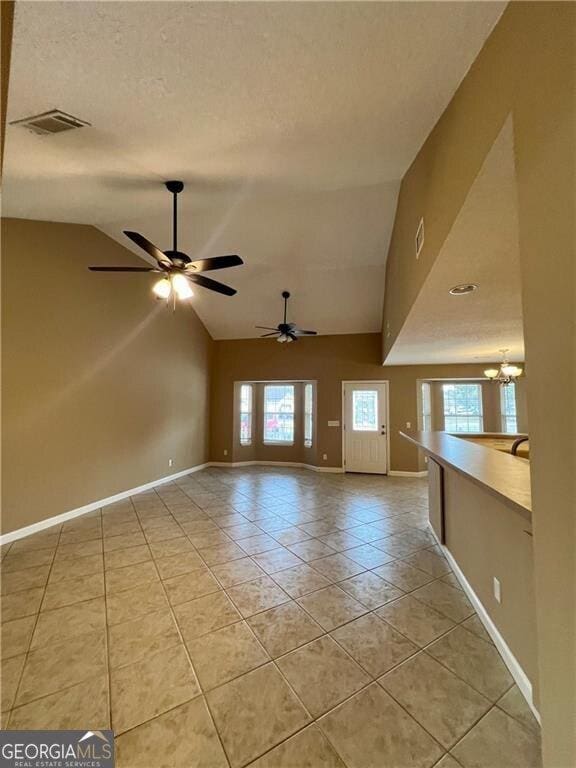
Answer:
xmin=102 ymin=501 xmax=117 ymax=732
xmin=128 ymin=486 xmax=233 ymax=768
xmin=3 ymin=467 xmax=437 ymax=764
xmin=8 ymin=518 xmax=65 ymax=719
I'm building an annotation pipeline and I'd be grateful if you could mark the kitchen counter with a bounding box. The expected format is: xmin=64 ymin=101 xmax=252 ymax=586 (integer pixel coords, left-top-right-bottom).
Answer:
xmin=458 ymin=434 xmax=530 ymax=460
xmin=400 ymin=430 xmax=532 ymax=520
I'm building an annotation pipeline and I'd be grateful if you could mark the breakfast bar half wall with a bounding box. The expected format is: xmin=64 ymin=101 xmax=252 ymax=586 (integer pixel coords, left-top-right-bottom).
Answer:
xmin=401 ymin=430 xmax=538 ymax=718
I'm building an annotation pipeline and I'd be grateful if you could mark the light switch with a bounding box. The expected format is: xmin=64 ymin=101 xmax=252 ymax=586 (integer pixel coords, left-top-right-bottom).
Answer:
xmin=406 ymin=421 xmax=412 ymax=429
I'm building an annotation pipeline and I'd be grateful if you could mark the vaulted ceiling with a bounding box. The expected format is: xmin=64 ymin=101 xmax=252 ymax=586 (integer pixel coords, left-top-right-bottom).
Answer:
xmin=4 ymin=1 xmax=505 ymax=338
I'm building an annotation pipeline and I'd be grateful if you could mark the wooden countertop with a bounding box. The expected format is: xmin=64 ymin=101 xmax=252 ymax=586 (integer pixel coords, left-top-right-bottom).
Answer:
xmin=400 ymin=431 xmax=532 ymax=520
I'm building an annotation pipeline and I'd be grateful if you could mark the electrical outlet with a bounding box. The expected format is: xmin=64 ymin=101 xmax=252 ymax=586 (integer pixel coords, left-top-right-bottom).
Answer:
xmin=168 ymin=458 xmax=173 ymax=468
xmin=224 ymin=449 xmax=228 ymax=456
xmin=406 ymin=421 xmax=412 ymax=429
xmin=493 ymin=577 xmax=502 ymax=603
xmin=322 ymin=453 xmax=328 ymax=461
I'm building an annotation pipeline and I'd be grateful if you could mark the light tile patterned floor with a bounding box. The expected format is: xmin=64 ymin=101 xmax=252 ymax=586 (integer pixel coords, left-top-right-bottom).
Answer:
xmin=0 ymin=468 xmax=542 ymax=768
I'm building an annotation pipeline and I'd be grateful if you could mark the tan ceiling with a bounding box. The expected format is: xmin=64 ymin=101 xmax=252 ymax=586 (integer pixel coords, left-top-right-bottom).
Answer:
xmin=385 ymin=116 xmax=524 ymax=365
xmin=4 ymin=1 xmax=505 ymax=338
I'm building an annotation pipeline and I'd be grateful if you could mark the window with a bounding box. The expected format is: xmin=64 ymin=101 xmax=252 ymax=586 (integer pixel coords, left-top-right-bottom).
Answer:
xmin=263 ymin=384 xmax=295 ymax=444
xmin=421 ymin=382 xmax=432 ymax=431
xmin=442 ymin=383 xmax=483 ymax=433
xmin=304 ymin=384 xmax=313 ymax=447
xmin=500 ymin=383 xmax=517 ymax=433
xmin=239 ymin=384 xmax=253 ymax=446
xmin=352 ymin=390 xmax=378 ymax=431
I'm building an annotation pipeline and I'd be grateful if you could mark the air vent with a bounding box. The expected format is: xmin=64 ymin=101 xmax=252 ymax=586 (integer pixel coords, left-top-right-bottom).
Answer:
xmin=10 ymin=109 xmax=90 ymax=135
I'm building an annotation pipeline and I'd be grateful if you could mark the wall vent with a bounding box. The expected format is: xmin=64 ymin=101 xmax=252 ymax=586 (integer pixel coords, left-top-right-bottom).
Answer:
xmin=415 ymin=217 xmax=425 ymax=259
xmin=10 ymin=109 xmax=91 ymax=135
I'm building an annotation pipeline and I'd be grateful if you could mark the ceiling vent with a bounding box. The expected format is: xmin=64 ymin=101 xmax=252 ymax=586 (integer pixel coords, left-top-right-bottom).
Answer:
xmin=9 ymin=109 xmax=91 ymax=135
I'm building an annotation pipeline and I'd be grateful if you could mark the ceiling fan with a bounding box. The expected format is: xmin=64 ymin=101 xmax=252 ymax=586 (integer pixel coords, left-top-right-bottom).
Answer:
xmin=256 ymin=291 xmax=317 ymax=343
xmin=89 ymin=180 xmax=243 ymax=300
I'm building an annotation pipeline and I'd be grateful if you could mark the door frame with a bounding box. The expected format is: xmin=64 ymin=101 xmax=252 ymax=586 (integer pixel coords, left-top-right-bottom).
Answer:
xmin=341 ymin=380 xmax=390 ymax=474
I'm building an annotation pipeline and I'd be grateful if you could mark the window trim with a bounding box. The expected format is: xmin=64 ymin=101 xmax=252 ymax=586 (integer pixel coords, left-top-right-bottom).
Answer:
xmin=500 ymin=383 xmax=518 ymax=433
xmin=421 ymin=382 xmax=432 ymax=432
xmin=304 ymin=383 xmax=313 ymax=448
xmin=263 ymin=383 xmax=296 ymax=446
xmin=239 ymin=383 xmax=253 ymax=446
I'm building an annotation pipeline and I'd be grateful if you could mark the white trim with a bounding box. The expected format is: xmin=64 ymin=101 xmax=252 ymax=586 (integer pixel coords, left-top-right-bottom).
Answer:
xmin=428 ymin=524 xmax=541 ymax=723
xmin=0 ymin=463 xmax=210 ymax=545
xmin=341 ymin=380 xmax=390 ymax=475
xmin=389 ymin=470 xmax=429 ymax=478
xmin=210 ymin=460 xmax=344 ymax=474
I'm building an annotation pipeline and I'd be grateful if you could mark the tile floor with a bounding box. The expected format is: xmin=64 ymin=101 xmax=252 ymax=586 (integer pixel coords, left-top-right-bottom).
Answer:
xmin=0 ymin=467 xmax=542 ymax=768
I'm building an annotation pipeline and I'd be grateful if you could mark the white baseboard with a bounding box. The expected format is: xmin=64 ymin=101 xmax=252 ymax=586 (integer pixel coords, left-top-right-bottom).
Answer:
xmin=1 ymin=459 xmax=426 ymax=545
xmin=0 ymin=463 xmax=210 ymax=545
xmin=209 ymin=460 xmax=344 ymax=474
xmin=428 ymin=524 xmax=541 ymax=723
xmin=389 ymin=470 xmax=428 ymax=478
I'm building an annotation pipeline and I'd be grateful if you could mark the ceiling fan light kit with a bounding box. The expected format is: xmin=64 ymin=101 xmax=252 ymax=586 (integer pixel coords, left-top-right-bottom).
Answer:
xmin=88 ymin=181 xmax=244 ymax=302
xmin=256 ymin=291 xmax=318 ymax=343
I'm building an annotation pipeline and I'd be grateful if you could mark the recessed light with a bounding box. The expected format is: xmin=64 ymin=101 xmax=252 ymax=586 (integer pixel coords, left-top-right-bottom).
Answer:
xmin=449 ymin=284 xmax=478 ymax=295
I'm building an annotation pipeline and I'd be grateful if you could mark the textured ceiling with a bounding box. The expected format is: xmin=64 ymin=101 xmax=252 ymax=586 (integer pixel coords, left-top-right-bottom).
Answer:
xmin=385 ymin=117 xmax=524 ymax=365
xmin=4 ymin=1 xmax=505 ymax=338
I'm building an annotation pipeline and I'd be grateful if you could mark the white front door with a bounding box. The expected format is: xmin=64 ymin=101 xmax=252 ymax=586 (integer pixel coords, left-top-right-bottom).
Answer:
xmin=343 ymin=382 xmax=388 ymax=474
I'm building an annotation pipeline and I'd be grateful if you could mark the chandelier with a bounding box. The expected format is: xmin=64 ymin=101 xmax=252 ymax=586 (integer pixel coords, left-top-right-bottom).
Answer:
xmin=484 ymin=349 xmax=523 ymax=384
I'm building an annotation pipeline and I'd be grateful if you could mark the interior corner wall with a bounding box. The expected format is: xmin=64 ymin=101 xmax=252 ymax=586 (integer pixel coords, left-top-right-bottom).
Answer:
xmin=380 ymin=4 xmax=575 ymax=764
xmin=1 ymin=218 xmax=213 ymax=534
xmin=210 ymin=333 xmax=503 ymax=472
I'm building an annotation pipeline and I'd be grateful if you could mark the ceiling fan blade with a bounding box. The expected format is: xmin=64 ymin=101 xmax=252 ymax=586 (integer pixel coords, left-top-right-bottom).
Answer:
xmin=293 ymin=329 xmax=318 ymax=336
xmin=88 ymin=266 xmax=158 ymax=272
xmin=186 ymin=255 xmax=243 ymax=272
xmin=255 ymin=326 xmax=280 ymax=331
xmin=260 ymin=332 xmax=280 ymax=337
xmin=124 ymin=231 xmax=171 ymax=267
xmin=186 ymin=273 xmax=237 ymax=296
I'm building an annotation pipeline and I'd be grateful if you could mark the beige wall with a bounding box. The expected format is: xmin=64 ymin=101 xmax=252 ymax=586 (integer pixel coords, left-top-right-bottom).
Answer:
xmin=443 ymin=469 xmax=538 ymax=697
xmin=381 ymin=5 xmax=575 ymax=763
xmin=1 ymin=218 xmax=213 ymax=534
xmin=210 ymin=333 xmax=504 ymax=472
